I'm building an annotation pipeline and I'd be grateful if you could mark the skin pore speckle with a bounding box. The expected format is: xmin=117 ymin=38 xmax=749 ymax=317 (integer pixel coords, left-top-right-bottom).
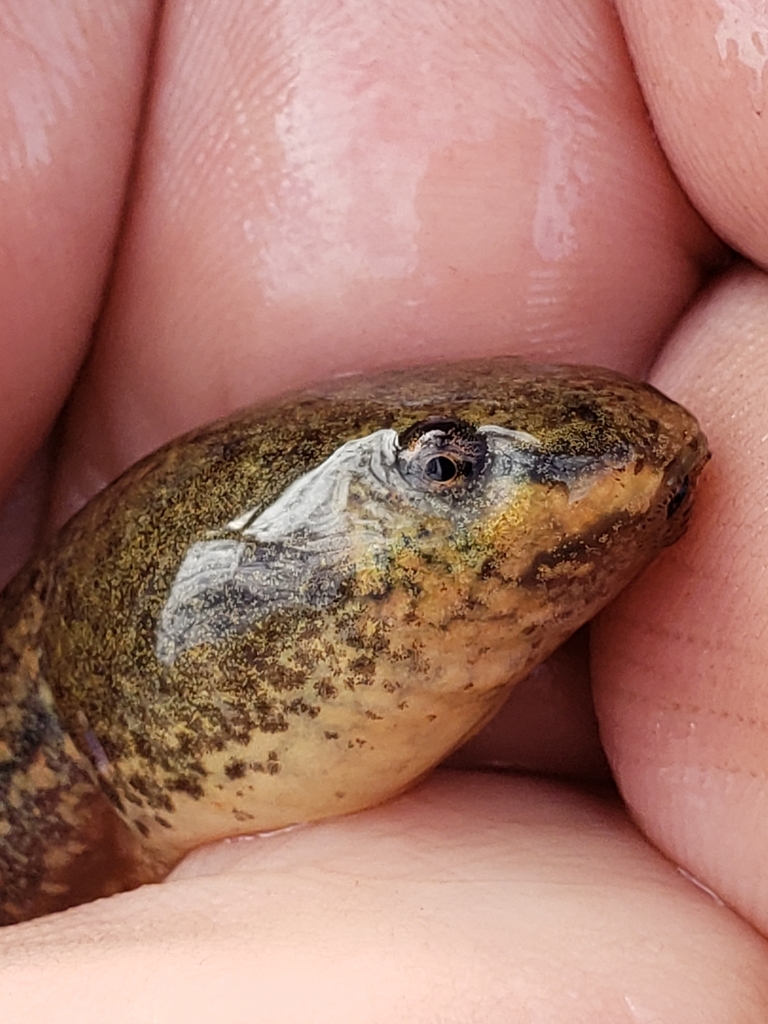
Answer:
xmin=0 ymin=357 xmax=709 ymax=925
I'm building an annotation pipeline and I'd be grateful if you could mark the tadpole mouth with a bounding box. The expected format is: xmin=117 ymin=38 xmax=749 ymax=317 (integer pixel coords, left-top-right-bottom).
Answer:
xmin=667 ymin=426 xmax=710 ymax=490
xmin=659 ymin=427 xmax=710 ymax=541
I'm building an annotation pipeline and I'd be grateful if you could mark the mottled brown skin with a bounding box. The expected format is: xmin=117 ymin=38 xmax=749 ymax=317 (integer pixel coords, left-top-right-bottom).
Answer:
xmin=0 ymin=358 xmax=708 ymax=925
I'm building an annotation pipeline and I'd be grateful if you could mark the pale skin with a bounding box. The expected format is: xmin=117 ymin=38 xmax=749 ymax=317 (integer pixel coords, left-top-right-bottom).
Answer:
xmin=2 ymin=0 xmax=768 ymax=1020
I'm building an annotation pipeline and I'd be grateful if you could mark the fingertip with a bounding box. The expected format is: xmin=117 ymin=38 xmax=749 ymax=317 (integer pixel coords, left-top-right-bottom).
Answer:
xmin=592 ymin=263 xmax=768 ymax=933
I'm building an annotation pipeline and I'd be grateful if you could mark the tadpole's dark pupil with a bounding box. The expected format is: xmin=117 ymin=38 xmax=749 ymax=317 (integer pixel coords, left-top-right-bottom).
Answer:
xmin=425 ymin=455 xmax=459 ymax=482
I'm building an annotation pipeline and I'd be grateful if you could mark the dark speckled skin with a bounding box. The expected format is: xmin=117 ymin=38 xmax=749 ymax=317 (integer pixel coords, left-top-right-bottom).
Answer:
xmin=0 ymin=358 xmax=708 ymax=925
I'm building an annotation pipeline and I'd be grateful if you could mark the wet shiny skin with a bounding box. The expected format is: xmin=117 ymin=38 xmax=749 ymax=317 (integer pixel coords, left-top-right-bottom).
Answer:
xmin=0 ymin=358 xmax=708 ymax=924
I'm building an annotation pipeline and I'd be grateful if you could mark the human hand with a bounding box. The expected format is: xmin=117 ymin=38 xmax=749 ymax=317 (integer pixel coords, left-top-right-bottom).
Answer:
xmin=2 ymin=2 xmax=768 ymax=1021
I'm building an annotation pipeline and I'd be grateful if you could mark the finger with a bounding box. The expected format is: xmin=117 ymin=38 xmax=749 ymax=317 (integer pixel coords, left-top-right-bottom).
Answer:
xmin=2 ymin=774 xmax=766 ymax=1023
xmin=51 ymin=0 xmax=721 ymax=523
xmin=448 ymin=629 xmax=612 ymax=782
xmin=0 ymin=2 xmax=159 ymax=575
xmin=592 ymin=264 xmax=768 ymax=935
xmin=0 ymin=445 xmax=51 ymax=587
xmin=615 ymin=0 xmax=768 ymax=264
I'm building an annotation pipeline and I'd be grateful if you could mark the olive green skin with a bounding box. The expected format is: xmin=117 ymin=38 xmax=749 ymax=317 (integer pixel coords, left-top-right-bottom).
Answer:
xmin=0 ymin=358 xmax=708 ymax=925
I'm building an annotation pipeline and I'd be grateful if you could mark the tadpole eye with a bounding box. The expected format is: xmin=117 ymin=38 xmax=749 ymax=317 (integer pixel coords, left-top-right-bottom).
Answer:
xmin=424 ymin=455 xmax=460 ymax=482
xmin=396 ymin=417 xmax=487 ymax=493
xmin=666 ymin=475 xmax=690 ymax=518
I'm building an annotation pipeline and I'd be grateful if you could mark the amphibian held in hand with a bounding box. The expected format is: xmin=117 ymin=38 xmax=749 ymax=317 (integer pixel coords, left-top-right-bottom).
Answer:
xmin=0 ymin=357 xmax=708 ymax=925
